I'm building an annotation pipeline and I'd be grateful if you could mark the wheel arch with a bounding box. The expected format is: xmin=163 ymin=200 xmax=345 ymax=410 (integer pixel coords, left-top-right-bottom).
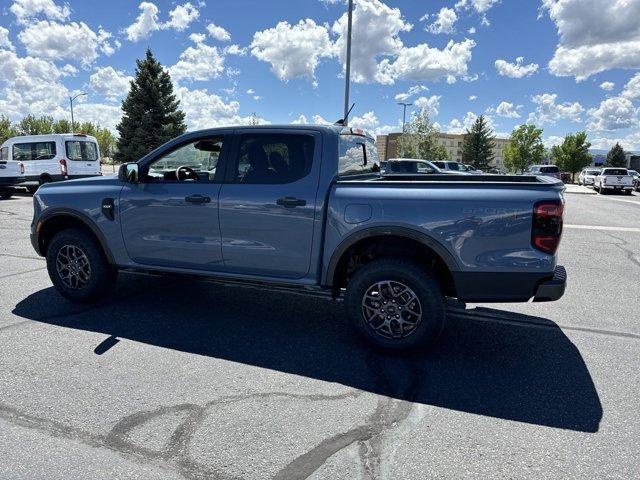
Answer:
xmin=36 ymin=209 xmax=115 ymax=264
xmin=325 ymin=226 xmax=459 ymax=296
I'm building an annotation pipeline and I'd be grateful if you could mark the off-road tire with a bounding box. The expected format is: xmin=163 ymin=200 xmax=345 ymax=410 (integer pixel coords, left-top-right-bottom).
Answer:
xmin=46 ymin=228 xmax=117 ymax=303
xmin=344 ymin=258 xmax=446 ymax=353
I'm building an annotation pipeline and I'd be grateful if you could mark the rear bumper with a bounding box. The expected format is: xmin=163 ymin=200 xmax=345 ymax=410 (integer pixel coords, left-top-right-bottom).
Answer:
xmin=533 ymin=266 xmax=567 ymax=302
xmin=601 ymin=185 xmax=633 ymax=191
xmin=453 ymin=265 xmax=567 ymax=303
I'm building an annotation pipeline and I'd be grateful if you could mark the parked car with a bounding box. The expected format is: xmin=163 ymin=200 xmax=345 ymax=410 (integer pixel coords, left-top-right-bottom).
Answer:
xmin=560 ymin=172 xmax=572 ymax=184
xmin=381 ymin=158 xmax=442 ymax=175
xmin=431 ymin=161 xmax=478 ymax=174
xmin=526 ymin=165 xmax=561 ymax=179
xmin=578 ymin=168 xmax=601 ymax=186
xmin=0 ymin=134 xmax=101 ymax=193
xmin=30 ymin=125 xmax=567 ymax=352
xmin=462 ymin=164 xmax=484 ymax=174
xmin=630 ymin=170 xmax=640 ymax=192
xmin=0 ymin=145 xmax=24 ymax=200
xmin=594 ymin=168 xmax=634 ymax=194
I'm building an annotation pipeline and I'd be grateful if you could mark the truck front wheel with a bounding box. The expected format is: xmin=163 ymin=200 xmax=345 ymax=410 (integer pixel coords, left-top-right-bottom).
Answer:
xmin=46 ymin=228 xmax=117 ymax=303
xmin=344 ymin=258 xmax=446 ymax=353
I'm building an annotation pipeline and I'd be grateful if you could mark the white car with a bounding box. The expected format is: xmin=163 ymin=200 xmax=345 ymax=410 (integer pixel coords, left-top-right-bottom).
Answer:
xmin=594 ymin=168 xmax=634 ymax=194
xmin=578 ymin=168 xmax=601 ymax=186
xmin=431 ymin=161 xmax=480 ymax=174
xmin=0 ymin=144 xmax=24 ymax=200
xmin=0 ymin=134 xmax=101 ymax=193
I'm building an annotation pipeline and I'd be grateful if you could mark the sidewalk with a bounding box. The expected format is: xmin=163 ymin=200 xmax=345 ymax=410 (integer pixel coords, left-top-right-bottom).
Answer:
xmin=564 ymin=184 xmax=597 ymax=195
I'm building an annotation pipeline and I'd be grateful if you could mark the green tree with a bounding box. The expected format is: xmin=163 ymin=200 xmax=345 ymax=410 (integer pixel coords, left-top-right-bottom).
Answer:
xmin=396 ymin=109 xmax=448 ymax=160
xmin=0 ymin=115 xmax=19 ymax=144
xmin=94 ymin=128 xmax=117 ymax=159
xmin=52 ymin=119 xmax=71 ymax=133
xmin=551 ymin=132 xmax=592 ymax=182
xmin=504 ymin=124 xmax=545 ymax=173
xmin=462 ymin=115 xmax=495 ymax=170
xmin=115 ymin=49 xmax=186 ymax=162
xmin=605 ymin=142 xmax=627 ymax=167
xmin=17 ymin=115 xmax=55 ymax=135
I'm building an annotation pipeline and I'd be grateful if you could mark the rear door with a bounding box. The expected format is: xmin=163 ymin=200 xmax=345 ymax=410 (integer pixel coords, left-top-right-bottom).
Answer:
xmin=218 ymin=129 xmax=322 ymax=279
xmin=64 ymin=137 xmax=100 ymax=176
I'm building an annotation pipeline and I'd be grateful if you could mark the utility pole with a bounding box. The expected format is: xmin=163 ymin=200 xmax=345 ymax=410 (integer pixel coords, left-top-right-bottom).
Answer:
xmin=69 ymin=92 xmax=87 ymax=133
xmin=397 ymin=102 xmax=412 ymax=132
xmin=343 ymin=0 xmax=354 ymax=125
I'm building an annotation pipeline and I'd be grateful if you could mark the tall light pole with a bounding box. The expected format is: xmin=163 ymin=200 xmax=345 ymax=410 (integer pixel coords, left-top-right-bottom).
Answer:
xmin=343 ymin=0 xmax=354 ymax=125
xmin=397 ymin=102 xmax=412 ymax=132
xmin=69 ymin=92 xmax=86 ymax=133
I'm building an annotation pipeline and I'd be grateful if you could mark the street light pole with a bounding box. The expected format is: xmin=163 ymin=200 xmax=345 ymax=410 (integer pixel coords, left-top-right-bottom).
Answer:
xmin=69 ymin=92 xmax=87 ymax=133
xmin=397 ymin=102 xmax=412 ymax=132
xmin=343 ymin=0 xmax=354 ymax=125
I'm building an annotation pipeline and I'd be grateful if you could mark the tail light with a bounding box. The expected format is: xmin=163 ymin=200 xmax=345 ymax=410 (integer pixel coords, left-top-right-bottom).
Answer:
xmin=19 ymin=162 xmax=24 ymax=174
xmin=532 ymin=200 xmax=564 ymax=254
xmin=60 ymin=158 xmax=67 ymax=176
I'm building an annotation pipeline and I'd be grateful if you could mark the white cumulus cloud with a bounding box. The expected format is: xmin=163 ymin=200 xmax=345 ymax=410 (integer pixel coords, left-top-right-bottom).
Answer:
xmin=10 ymin=0 xmax=70 ymax=24
xmin=527 ymin=93 xmax=584 ymax=125
xmin=89 ymin=66 xmax=133 ymax=98
xmin=207 ymin=23 xmax=231 ymax=42
xmin=251 ymin=19 xmax=333 ymax=83
xmin=494 ymin=57 xmax=539 ymax=78
xmin=600 ymin=81 xmax=615 ymax=91
xmin=542 ymin=0 xmax=640 ymax=80
xmin=494 ymin=101 xmax=522 ymax=118
xmin=426 ymin=7 xmax=457 ymax=35
xmin=587 ymin=96 xmax=639 ymax=131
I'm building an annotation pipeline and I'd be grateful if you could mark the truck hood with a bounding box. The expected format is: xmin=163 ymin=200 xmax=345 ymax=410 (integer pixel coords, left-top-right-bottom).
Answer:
xmin=37 ymin=174 xmax=122 ymax=191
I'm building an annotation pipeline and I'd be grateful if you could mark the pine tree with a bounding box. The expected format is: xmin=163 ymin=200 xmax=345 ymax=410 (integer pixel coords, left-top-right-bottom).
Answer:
xmin=605 ymin=143 xmax=627 ymax=167
xmin=115 ymin=49 xmax=186 ymax=162
xmin=462 ymin=115 xmax=495 ymax=170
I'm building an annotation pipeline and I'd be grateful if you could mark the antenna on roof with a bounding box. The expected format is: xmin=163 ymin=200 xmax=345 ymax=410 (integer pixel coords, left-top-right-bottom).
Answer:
xmin=334 ymin=103 xmax=356 ymax=126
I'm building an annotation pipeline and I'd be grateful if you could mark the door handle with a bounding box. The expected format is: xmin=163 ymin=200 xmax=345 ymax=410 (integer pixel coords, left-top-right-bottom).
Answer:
xmin=276 ymin=197 xmax=307 ymax=208
xmin=185 ymin=195 xmax=211 ymax=204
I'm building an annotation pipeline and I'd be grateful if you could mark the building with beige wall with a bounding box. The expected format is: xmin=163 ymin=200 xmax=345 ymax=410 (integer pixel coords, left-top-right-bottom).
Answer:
xmin=376 ymin=132 xmax=510 ymax=171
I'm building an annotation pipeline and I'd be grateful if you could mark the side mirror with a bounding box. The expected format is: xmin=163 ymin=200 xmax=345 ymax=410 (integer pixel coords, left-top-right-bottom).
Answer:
xmin=118 ymin=162 xmax=139 ymax=183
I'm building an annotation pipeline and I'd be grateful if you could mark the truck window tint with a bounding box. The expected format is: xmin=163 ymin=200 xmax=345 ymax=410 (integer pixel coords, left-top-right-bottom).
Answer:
xmin=235 ymin=133 xmax=314 ymax=184
xmin=66 ymin=141 xmax=98 ymax=161
xmin=540 ymin=166 xmax=559 ymax=173
xmin=147 ymin=137 xmax=224 ymax=182
xmin=12 ymin=142 xmax=56 ymax=161
xmin=602 ymin=169 xmax=627 ymax=176
xmin=338 ymin=135 xmax=379 ymax=177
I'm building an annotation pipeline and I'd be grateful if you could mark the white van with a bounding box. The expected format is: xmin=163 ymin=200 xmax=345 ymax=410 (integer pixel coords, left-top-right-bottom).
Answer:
xmin=0 ymin=134 xmax=101 ymax=193
xmin=0 ymin=145 xmax=24 ymax=200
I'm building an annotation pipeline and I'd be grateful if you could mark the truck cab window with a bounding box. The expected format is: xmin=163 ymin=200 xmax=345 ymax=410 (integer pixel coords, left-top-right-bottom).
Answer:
xmin=234 ymin=133 xmax=314 ymax=184
xmin=146 ymin=137 xmax=223 ymax=182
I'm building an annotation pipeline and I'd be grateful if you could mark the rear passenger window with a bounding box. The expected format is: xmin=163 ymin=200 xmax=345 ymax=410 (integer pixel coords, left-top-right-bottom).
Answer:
xmin=13 ymin=142 xmax=56 ymax=161
xmin=234 ymin=133 xmax=315 ymax=184
xmin=66 ymin=141 xmax=98 ymax=161
xmin=338 ymin=135 xmax=379 ymax=177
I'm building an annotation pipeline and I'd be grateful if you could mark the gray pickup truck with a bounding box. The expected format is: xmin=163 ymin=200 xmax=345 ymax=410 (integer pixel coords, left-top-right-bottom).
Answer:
xmin=30 ymin=125 xmax=566 ymax=351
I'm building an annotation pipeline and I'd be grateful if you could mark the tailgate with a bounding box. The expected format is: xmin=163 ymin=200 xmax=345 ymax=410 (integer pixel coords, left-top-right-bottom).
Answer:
xmin=604 ymin=175 xmax=632 ymax=186
xmin=0 ymin=161 xmax=21 ymax=177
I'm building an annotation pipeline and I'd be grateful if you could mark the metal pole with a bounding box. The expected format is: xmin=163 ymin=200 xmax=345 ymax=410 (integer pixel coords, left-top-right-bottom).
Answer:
xmin=343 ymin=0 xmax=354 ymax=125
xmin=397 ymin=103 xmax=412 ymax=132
xmin=70 ymin=97 xmax=75 ymax=133
xmin=69 ymin=92 xmax=86 ymax=134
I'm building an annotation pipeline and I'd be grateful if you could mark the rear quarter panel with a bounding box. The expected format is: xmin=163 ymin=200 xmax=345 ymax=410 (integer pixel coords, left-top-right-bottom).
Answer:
xmin=323 ymin=181 xmax=564 ymax=280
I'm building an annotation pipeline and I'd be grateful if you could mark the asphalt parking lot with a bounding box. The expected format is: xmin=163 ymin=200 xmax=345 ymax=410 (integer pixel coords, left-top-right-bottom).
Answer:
xmin=1 ymin=189 xmax=639 ymax=479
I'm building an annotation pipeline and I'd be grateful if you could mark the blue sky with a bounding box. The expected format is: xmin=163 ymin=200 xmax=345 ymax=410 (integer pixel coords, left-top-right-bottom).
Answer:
xmin=2 ymin=0 xmax=640 ymax=150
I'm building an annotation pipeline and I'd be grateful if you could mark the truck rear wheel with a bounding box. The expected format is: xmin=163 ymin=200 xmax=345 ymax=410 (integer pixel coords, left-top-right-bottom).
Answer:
xmin=0 ymin=188 xmax=12 ymax=200
xmin=46 ymin=228 xmax=117 ymax=303
xmin=344 ymin=258 xmax=446 ymax=353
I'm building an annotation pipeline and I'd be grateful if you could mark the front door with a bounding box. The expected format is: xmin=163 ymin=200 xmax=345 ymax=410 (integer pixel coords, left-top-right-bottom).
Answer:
xmin=219 ymin=130 xmax=322 ymax=279
xmin=120 ymin=135 xmax=229 ymax=271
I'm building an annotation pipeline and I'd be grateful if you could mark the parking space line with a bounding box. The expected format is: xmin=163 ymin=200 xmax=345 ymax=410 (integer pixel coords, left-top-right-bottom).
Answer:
xmin=565 ymin=224 xmax=640 ymax=233
xmin=595 ymin=195 xmax=640 ymax=206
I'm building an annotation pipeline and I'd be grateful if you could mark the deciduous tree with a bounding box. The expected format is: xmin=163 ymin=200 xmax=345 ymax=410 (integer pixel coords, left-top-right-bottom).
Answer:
xmin=504 ymin=124 xmax=545 ymax=173
xmin=551 ymin=132 xmax=592 ymax=182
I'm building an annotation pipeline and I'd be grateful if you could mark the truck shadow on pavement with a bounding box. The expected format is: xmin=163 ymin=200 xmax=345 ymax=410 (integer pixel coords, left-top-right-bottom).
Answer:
xmin=13 ymin=274 xmax=602 ymax=433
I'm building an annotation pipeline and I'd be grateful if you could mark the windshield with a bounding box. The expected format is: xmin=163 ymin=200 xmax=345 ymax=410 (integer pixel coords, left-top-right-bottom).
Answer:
xmin=602 ymin=169 xmax=628 ymax=176
xmin=540 ymin=166 xmax=559 ymax=173
xmin=386 ymin=161 xmax=435 ymax=174
xmin=628 ymin=170 xmax=639 ymax=176
xmin=65 ymin=140 xmax=98 ymax=161
xmin=586 ymin=170 xmax=600 ymax=175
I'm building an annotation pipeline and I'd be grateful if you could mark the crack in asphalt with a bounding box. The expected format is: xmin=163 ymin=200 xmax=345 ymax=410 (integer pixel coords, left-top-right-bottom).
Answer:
xmin=273 ymin=354 xmax=423 ymax=480
xmin=601 ymin=231 xmax=640 ymax=270
xmin=0 ymin=266 xmax=47 ymax=280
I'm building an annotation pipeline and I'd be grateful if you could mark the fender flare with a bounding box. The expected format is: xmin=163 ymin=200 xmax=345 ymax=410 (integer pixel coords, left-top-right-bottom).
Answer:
xmin=324 ymin=226 xmax=460 ymax=287
xmin=36 ymin=208 xmax=115 ymax=264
